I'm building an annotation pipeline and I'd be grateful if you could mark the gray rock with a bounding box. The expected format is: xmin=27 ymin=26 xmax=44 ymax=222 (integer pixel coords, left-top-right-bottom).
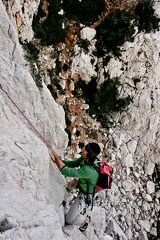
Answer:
xmin=122 ymin=180 xmax=136 ymax=192
xmin=138 ymin=220 xmax=152 ymax=232
xmin=146 ymin=181 xmax=155 ymax=194
xmin=142 ymin=193 xmax=152 ymax=202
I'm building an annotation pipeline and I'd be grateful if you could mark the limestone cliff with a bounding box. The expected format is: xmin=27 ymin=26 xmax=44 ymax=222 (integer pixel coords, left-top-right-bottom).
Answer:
xmin=0 ymin=1 xmax=69 ymax=239
xmin=0 ymin=0 xmax=160 ymax=240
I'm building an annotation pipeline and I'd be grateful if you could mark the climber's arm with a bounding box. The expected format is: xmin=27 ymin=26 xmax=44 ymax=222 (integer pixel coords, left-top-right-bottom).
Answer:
xmin=51 ymin=151 xmax=65 ymax=170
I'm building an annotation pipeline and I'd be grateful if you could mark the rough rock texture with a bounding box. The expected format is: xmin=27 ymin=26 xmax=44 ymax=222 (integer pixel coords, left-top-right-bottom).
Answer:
xmin=0 ymin=1 xmax=68 ymax=239
xmin=60 ymin=4 xmax=160 ymax=240
xmin=2 ymin=0 xmax=40 ymax=41
xmin=1 ymin=0 xmax=160 ymax=240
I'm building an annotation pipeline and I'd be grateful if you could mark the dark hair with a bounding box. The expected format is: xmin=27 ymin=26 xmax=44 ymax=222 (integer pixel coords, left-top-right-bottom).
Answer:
xmin=85 ymin=142 xmax=101 ymax=163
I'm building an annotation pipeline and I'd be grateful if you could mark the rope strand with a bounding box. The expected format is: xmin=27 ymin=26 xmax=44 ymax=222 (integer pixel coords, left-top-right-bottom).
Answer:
xmin=0 ymin=84 xmax=57 ymax=155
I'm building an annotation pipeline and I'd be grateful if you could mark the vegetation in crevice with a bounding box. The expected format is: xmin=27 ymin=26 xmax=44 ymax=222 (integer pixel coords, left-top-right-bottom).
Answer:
xmin=32 ymin=0 xmax=66 ymax=46
xmin=29 ymin=0 xmax=160 ymax=130
xmin=134 ymin=0 xmax=160 ymax=33
xmin=95 ymin=9 xmax=135 ymax=57
xmin=62 ymin=0 xmax=106 ymax=25
xmin=73 ymin=77 xmax=132 ymax=129
xmin=32 ymin=0 xmax=160 ymax=55
xmin=23 ymin=42 xmax=43 ymax=89
xmin=32 ymin=0 xmax=160 ymax=50
xmin=95 ymin=78 xmax=132 ymax=113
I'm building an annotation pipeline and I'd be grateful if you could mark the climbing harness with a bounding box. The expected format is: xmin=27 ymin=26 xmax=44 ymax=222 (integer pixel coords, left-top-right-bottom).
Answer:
xmin=0 ymin=84 xmax=57 ymax=154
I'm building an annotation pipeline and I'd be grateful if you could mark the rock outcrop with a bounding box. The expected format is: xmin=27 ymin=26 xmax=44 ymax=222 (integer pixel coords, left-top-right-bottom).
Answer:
xmin=0 ymin=0 xmax=160 ymax=239
xmin=0 ymin=1 xmax=68 ymax=239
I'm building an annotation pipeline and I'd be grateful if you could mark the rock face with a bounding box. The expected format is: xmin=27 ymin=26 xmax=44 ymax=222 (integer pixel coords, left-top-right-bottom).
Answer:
xmin=1 ymin=0 xmax=160 ymax=240
xmin=93 ymin=30 xmax=160 ymax=238
xmin=0 ymin=1 xmax=68 ymax=239
xmin=2 ymin=0 xmax=40 ymax=41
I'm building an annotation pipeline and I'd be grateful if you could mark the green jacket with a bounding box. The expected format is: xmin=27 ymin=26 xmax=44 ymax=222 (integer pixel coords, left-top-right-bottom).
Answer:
xmin=60 ymin=156 xmax=99 ymax=194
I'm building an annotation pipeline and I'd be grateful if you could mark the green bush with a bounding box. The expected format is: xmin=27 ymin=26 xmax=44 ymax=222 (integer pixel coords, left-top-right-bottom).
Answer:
xmin=135 ymin=0 xmax=160 ymax=33
xmin=73 ymin=77 xmax=97 ymax=103
xmin=62 ymin=0 xmax=106 ymax=25
xmin=95 ymin=78 xmax=132 ymax=113
xmin=23 ymin=42 xmax=43 ymax=89
xmin=73 ymin=77 xmax=132 ymax=129
xmin=23 ymin=42 xmax=39 ymax=61
xmin=32 ymin=0 xmax=66 ymax=46
xmin=95 ymin=10 xmax=135 ymax=56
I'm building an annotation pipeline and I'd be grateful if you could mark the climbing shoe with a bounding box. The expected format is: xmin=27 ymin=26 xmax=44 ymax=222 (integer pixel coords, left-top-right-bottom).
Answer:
xmin=79 ymin=215 xmax=91 ymax=232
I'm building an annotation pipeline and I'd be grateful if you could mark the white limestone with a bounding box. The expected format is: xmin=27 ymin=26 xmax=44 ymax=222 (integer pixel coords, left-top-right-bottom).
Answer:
xmin=105 ymin=58 xmax=123 ymax=79
xmin=125 ymin=228 xmax=133 ymax=240
xmin=122 ymin=180 xmax=136 ymax=192
xmin=3 ymin=0 xmax=40 ymax=41
xmin=122 ymin=153 xmax=134 ymax=167
xmin=71 ymin=51 xmax=97 ymax=83
xmin=144 ymin=161 xmax=155 ymax=175
xmin=142 ymin=193 xmax=153 ymax=202
xmin=138 ymin=220 xmax=152 ymax=232
xmin=0 ymin=1 xmax=68 ymax=239
xmin=150 ymin=227 xmax=157 ymax=237
xmin=138 ymin=230 xmax=148 ymax=240
xmin=142 ymin=201 xmax=151 ymax=211
xmin=127 ymin=140 xmax=137 ymax=153
xmin=0 ymin=0 xmax=160 ymax=239
xmin=80 ymin=27 xmax=96 ymax=41
xmin=146 ymin=181 xmax=155 ymax=194
xmin=105 ymin=218 xmax=128 ymax=240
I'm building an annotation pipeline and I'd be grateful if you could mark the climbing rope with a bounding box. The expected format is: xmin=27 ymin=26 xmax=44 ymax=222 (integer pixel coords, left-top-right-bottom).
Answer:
xmin=0 ymin=84 xmax=57 ymax=155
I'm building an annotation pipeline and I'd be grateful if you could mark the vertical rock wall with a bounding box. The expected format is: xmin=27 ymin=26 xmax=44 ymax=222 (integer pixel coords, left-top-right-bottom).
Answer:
xmin=1 ymin=0 xmax=160 ymax=239
xmin=0 ymin=0 xmax=69 ymax=239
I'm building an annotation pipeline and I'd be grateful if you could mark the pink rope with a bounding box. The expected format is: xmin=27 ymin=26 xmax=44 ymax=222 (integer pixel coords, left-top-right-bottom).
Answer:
xmin=0 ymin=84 xmax=57 ymax=155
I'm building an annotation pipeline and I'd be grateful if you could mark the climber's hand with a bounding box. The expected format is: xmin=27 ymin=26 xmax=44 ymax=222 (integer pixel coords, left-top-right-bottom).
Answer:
xmin=50 ymin=155 xmax=55 ymax=163
xmin=52 ymin=145 xmax=59 ymax=156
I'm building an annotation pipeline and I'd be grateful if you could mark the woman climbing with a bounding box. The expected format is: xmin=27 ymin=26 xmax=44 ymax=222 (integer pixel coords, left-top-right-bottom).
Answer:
xmin=51 ymin=142 xmax=101 ymax=232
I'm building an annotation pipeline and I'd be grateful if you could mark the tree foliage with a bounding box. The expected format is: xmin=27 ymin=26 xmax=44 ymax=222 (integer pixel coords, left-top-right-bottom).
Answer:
xmin=135 ymin=0 xmax=160 ymax=33
xmin=95 ymin=78 xmax=132 ymax=113
xmin=95 ymin=10 xmax=135 ymax=56
xmin=74 ymin=77 xmax=132 ymax=128
xmin=32 ymin=0 xmax=65 ymax=46
xmin=23 ymin=42 xmax=43 ymax=89
xmin=62 ymin=0 xmax=106 ymax=25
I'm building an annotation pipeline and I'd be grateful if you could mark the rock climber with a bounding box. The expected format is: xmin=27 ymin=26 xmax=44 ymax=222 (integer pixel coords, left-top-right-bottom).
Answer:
xmin=51 ymin=142 xmax=101 ymax=232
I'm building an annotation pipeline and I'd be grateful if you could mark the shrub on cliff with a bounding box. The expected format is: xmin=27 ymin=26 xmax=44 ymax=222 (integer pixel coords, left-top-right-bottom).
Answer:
xmin=23 ymin=42 xmax=43 ymax=89
xmin=62 ymin=0 xmax=106 ymax=25
xmin=74 ymin=77 xmax=132 ymax=128
xmin=95 ymin=9 xmax=135 ymax=57
xmin=134 ymin=0 xmax=160 ymax=33
xmin=94 ymin=78 xmax=132 ymax=114
xmin=32 ymin=0 xmax=65 ymax=46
